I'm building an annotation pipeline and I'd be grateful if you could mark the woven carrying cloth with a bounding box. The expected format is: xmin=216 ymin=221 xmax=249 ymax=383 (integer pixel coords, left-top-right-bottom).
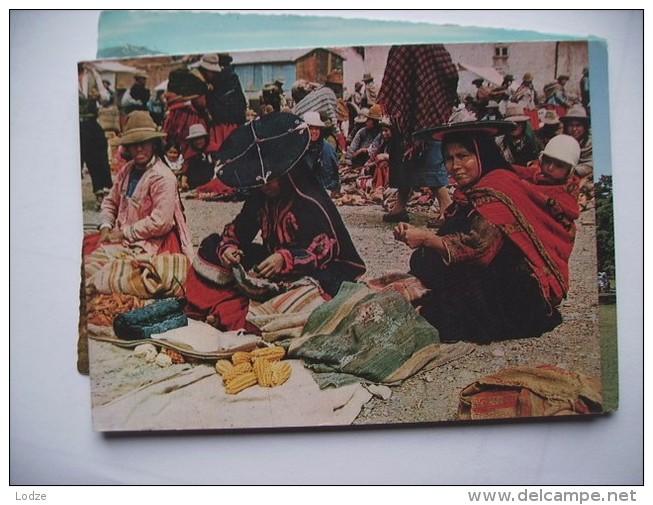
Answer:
xmin=377 ymin=44 xmax=459 ymax=147
xmin=458 ymin=364 xmax=603 ymax=420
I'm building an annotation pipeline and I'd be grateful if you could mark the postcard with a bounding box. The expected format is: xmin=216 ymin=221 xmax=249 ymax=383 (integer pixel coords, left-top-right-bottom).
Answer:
xmin=78 ymin=37 xmax=617 ymax=432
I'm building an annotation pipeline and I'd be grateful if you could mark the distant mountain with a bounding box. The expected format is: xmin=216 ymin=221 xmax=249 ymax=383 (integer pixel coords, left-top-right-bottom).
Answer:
xmin=98 ymin=44 xmax=163 ymax=58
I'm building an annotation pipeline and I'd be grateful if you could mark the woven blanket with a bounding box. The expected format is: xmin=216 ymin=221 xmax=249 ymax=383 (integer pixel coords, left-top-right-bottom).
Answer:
xmin=288 ymin=282 xmax=473 ymax=387
xmin=91 ymin=356 xmax=372 ymax=431
xmin=365 ymin=272 xmax=430 ymax=303
xmin=377 ymin=44 xmax=458 ymax=147
xmin=458 ymin=364 xmax=603 ymax=420
xmin=247 ymin=281 xmax=327 ymax=342
xmin=86 ymin=249 xmax=188 ymax=299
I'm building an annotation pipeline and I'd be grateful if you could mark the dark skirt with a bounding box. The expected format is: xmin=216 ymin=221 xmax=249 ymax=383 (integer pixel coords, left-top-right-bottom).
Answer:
xmin=410 ymin=240 xmax=562 ymax=344
xmin=390 ymin=141 xmax=449 ymax=190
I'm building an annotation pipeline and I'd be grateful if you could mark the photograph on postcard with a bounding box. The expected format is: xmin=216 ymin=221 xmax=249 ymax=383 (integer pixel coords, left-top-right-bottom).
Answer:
xmin=77 ymin=40 xmax=616 ymax=431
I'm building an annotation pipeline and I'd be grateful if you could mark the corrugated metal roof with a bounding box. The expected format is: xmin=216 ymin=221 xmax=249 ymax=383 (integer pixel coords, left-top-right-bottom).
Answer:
xmin=230 ymin=48 xmax=344 ymax=65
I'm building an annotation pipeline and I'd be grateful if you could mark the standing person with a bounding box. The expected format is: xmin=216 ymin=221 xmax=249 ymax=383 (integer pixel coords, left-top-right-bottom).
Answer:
xmin=273 ymin=76 xmax=288 ymax=110
xmin=345 ymin=105 xmax=383 ymax=168
xmin=102 ymin=79 xmax=115 ymax=105
xmin=490 ymin=74 xmax=514 ymax=115
xmin=472 ymin=78 xmax=494 ymax=119
xmin=394 ymin=121 xmax=580 ymax=344
xmin=184 ymin=113 xmax=366 ymax=330
xmin=360 ymin=73 xmax=378 ymax=109
xmin=198 ymin=53 xmax=248 ymax=150
xmin=560 ymin=104 xmax=593 ymax=178
xmin=545 ymin=74 xmax=572 ymax=118
xmin=86 ymin=110 xmax=193 ymax=260
xmin=580 ymin=67 xmax=590 ymax=116
xmin=293 ymin=70 xmax=346 ymax=153
xmin=375 ymin=44 xmax=458 ymax=224
xmin=162 ymin=61 xmax=210 ymax=162
xmin=348 ymin=81 xmax=363 ymax=108
xmin=511 ymin=72 xmax=539 ymax=130
xmin=121 ymin=72 xmax=151 ymax=115
xmin=78 ymin=62 xmax=113 ymax=208
xmin=302 ymin=111 xmax=341 ymax=196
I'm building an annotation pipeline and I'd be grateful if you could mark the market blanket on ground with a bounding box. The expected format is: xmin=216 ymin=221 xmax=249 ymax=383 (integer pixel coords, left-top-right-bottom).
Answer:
xmin=457 ymin=364 xmax=603 ymax=420
xmin=288 ymin=282 xmax=473 ymax=388
xmin=246 ymin=281 xmax=327 ymax=342
xmin=91 ymin=359 xmax=373 ymax=431
xmin=86 ymin=248 xmax=188 ymax=299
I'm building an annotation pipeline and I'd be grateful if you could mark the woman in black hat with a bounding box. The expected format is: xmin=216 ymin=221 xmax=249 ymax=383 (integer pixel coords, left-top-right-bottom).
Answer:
xmin=184 ymin=113 xmax=366 ymax=330
xmin=393 ymin=121 xmax=580 ymax=344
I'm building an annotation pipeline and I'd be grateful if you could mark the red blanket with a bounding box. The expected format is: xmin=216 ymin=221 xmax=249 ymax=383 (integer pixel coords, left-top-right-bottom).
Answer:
xmin=467 ymin=169 xmax=580 ymax=307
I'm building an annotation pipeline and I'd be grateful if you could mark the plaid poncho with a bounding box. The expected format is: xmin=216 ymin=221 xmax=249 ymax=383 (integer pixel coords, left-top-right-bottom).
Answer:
xmin=377 ymin=44 xmax=459 ymax=148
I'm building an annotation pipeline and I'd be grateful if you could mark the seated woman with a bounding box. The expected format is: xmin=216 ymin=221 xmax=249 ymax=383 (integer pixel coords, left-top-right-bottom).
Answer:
xmin=302 ymin=111 xmax=341 ymax=196
xmin=184 ymin=112 xmax=366 ymax=331
xmin=394 ymin=121 xmax=580 ymax=344
xmin=83 ymin=111 xmax=194 ymax=297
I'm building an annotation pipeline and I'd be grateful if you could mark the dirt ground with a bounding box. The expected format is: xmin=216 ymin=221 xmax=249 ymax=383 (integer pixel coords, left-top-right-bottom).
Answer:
xmin=81 ymin=169 xmax=603 ymax=425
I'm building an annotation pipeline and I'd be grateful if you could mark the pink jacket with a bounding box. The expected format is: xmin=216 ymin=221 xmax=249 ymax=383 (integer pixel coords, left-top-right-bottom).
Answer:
xmin=100 ymin=156 xmax=194 ymax=259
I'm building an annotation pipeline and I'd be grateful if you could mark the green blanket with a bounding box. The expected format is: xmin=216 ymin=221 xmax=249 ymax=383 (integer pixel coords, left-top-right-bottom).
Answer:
xmin=288 ymin=282 xmax=443 ymax=388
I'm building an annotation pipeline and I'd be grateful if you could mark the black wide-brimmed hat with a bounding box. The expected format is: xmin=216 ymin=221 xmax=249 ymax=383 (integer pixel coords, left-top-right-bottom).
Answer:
xmin=413 ymin=120 xmax=518 ymax=142
xmin=214 ymin=112 xmax=310 ymax=189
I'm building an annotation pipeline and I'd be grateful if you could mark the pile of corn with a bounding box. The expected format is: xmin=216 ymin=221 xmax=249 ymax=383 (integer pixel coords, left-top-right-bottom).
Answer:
xmin=215 ymin=347 xmax=291 ymax=394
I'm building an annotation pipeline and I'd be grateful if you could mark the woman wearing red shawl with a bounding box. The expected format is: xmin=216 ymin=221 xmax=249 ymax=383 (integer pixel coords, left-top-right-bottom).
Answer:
xmin=184 ymin=113 xmax=366 ymax=331
xmin=394 ymin=121 xmax=580 ymax=344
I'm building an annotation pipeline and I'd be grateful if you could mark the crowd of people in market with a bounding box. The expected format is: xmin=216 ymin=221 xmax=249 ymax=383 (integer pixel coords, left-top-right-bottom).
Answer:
xmin=79 ymin=45 xmax=594 ymax=349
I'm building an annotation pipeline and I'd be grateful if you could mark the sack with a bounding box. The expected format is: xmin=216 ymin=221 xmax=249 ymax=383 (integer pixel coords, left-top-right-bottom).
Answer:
xmin=113 ymin=298 xmax=187 ymax=340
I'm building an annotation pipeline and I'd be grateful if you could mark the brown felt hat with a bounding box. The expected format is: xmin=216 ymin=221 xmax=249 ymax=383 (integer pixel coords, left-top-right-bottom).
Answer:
xmin=118 ymin=111 xmax=166 ymax=145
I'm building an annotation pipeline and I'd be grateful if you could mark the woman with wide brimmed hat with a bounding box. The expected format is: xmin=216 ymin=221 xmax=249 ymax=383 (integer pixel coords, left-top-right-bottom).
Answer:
xmin=82 ymin=111 xmax=194 ymax=301
xmin=391 ymin=120 xmax=580 ymax=344
xmin=498 ymin=105 xmax=540 ymax=166
xmin=560 ymin=104 xmax=593 ymax=178
xmin=184 ymin=112 xmax=366 ymax=330
xmin=302 ymin=111 xmax=341 ymax=195
xmin=90 ymin=111 xmax=193 ymax=256
xmin=345 ymin=104 xmax=383 ymax=168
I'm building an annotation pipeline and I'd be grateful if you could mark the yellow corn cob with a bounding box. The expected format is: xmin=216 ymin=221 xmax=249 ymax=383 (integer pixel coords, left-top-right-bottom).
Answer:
xmin=225 ymin=371 xmax=258 ymax=394
xmin=253 ymin=358 xmax=274 ymax=387
xmin=251 ymin=346 xmax=285 ymax=363
xmin=231 ymin=351 xmax=252 ymax=365
xmin=221 ymin=362 xmax=253 ymax=382
xmin=270 ymin=361 xmax=292 ymax=386
xmin=215 ymin=359 xmax=234 ymax=376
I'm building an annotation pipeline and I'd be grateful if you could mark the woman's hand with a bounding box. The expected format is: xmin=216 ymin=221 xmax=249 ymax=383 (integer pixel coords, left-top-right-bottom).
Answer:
xmin=99 ymin=228 xmax=112 ymax=243
xmin=393 ymin=222 xmax=413 ymax=243
xmin=394 ymin=223 xmax=442 ymax=250
xmin=253 ymin=253 xmax=285 ymax=279
xmin=220 ymin=247 xmax=243 ymax=268
xmin=100 ymin=228 xmax=124 ymax=243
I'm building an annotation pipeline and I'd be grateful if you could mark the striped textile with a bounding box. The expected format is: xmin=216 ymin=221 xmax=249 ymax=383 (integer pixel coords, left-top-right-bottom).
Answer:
xmin=293 ymin=86 xmax=341 ymax=134
xmin=87 ymin=250 xmax=188 ymax=299
xmin=288 ymin=282 xmax=453 ymax=386
xmin=247 ymin=281 xmax=327 ymax=342
xmin=458 ymin=364 xmax=603 ymax=420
